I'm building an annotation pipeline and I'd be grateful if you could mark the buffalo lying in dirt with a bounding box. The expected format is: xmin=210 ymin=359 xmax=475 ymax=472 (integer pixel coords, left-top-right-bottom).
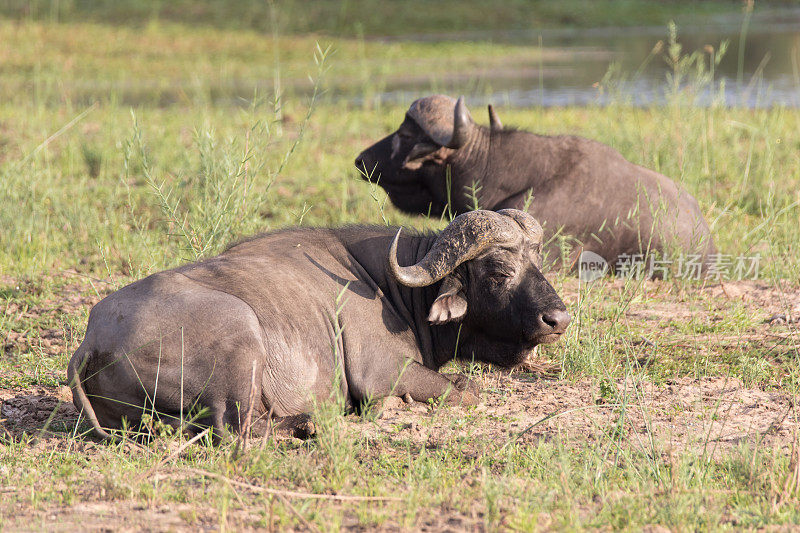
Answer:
xmin=69 ymin=209 xmax=569 ymax=440
xmin=355 ymin=95 xmax=715 ymax=270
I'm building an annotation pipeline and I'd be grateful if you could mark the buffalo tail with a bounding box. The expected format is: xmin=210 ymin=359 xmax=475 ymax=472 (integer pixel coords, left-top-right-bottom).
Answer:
xmin=68 ymin=347 xmax=114 ymax=440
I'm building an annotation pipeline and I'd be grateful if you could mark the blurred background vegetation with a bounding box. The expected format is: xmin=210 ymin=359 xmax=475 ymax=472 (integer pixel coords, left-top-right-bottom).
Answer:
xmin=1 ymin=0 xmax=799 ymax=279
xmin=2 ymin=3 xmax=800 ymax=529
xmin=5 ymin=0 xmax=793 ymax=34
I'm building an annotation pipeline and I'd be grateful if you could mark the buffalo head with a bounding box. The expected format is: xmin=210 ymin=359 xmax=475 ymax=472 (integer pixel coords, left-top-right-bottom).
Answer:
xmin=355 ymin=95 xmax=498 ymax=216
xmin=389 ymin=209 xmax=570 ymax=366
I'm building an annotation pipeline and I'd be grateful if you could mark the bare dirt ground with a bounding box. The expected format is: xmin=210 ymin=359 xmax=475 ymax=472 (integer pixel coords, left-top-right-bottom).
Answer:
xmin=1 ymin=373 xmax=799 ymax=531
xmin=379 ymin=374 xmax=799 ymax=457
xmin=0 ymin=373 xmax=798 ymax=531
xmin=4 ymin=375 xmax=795 ymax=457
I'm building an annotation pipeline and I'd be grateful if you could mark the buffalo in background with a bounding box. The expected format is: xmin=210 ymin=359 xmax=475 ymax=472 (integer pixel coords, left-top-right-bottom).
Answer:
xmin=356 ymin=95 xmax=715 ymax=272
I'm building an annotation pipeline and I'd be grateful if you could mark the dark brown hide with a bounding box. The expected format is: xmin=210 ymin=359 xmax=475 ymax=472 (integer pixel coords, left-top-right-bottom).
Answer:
xmin=68 ymin=210 xmax=569 ymax=440
xmin=355 ymin=95 xmax=715 ymax=270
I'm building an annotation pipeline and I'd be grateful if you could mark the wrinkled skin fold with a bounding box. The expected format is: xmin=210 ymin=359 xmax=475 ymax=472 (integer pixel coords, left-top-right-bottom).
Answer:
xmin=68 ymin=210 xmax=569 ymax=441
xmin=355 ymin=95 xmax=716 ymax=270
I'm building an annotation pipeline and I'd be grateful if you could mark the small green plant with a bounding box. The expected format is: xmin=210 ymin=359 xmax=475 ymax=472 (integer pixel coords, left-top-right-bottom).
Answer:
xmin=465 ymin=179 xmax=482 ymax=212
xmin=81 ymin=143 xmax=103 ymax=179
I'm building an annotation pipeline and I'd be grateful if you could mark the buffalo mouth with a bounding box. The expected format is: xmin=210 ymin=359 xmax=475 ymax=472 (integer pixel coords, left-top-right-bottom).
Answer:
xmin=528 ymin=331 xmax=564 ymax=345
xmin=522 ymin=321 xmax=567 ymax=346
xmin=471 ymin=321 xmax=556 ymax=347
xmin=464 ymin=326 xmax=560 ymax=366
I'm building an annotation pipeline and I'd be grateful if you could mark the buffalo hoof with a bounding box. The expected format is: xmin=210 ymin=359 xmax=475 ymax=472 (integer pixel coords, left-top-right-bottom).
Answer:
xmin=451 ymin=388 xmax=480 ymax=407
xmin=447 ymin=372 xmax=477 ymax=391
xmin=274 ymin=414 xmax=316 ymax=440
xmin=444 ymin=373 xmax=480 ymax=406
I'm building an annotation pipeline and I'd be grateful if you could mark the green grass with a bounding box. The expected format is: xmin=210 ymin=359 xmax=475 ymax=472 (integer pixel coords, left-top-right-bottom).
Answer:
xmin=2 ymin=97 xmax=799 ymax=279
xmin=0 ymin=18 xmax=567 ymax=108
xmin=2 ymin=4 xmax=800 ymax=530
xmin=4 ymin=0 xmax=790 ymax=36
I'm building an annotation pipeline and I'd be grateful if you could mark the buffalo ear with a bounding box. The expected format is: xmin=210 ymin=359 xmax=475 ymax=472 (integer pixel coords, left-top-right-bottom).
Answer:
xmin=427 ymin=276 xmax=467 ymax=325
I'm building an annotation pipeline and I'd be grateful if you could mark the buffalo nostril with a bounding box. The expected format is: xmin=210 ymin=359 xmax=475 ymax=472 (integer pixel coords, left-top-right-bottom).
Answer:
xmin=540 ymin=309 xmax=571 ymax=334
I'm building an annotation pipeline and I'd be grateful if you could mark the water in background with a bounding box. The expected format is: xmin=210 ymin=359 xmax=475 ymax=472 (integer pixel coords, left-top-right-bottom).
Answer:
xmin=365 ymin=8 xmax=800 ymax=108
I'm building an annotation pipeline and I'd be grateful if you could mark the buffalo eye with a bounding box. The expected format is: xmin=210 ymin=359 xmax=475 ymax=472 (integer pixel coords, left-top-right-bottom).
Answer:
xmin=485 ymin=260 xmax=515 ymax=282
xmin=397 ymin=129 xmax=415 ymax=142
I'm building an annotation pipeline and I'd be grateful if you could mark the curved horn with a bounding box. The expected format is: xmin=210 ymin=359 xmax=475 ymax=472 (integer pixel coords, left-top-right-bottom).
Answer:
xmin=446 ymin=96 xmax=474 ymax=149
xmin=388 ymin=228 xmax=431 ymax=287
xmin=488 ymin=104 xmax=503 ymax=130
xmin=389 ymin=210 xmax=519 ymax=287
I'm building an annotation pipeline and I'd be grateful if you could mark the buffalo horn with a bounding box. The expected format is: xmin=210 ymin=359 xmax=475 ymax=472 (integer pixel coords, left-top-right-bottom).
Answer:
xmin=389 ymin=210 xmax=519 ymax=287
xmin=446 ymin=96 xmax=474 ymax=149
xmin=488 ymin=104 xmax=503 ymax=130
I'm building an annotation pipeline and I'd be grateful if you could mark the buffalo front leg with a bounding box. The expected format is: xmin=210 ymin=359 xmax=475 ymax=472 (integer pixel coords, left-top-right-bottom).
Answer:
xmin=393 ymin=362 xmax=479 ymax=406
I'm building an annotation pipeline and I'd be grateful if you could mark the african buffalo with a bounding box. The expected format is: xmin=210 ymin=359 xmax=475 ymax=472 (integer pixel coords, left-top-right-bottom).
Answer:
xmin=68 ymin=209 xmax=569 ymax=440
xmin=355 ymin=95 xmax=715 ymax=271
